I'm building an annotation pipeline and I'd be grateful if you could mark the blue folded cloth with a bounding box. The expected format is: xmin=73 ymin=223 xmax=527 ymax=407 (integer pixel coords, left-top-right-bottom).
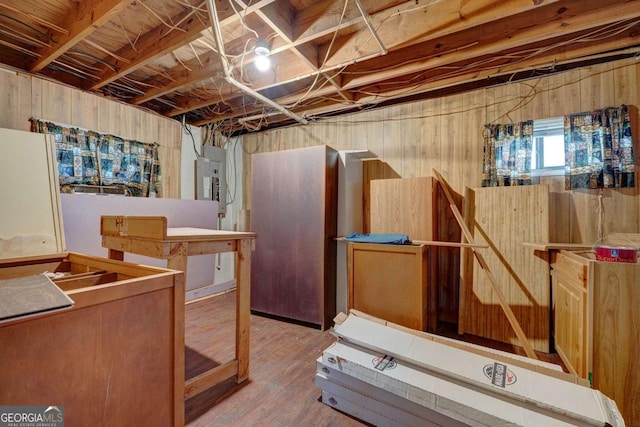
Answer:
xmin=343 ymin=232 xmax=409 ymax=245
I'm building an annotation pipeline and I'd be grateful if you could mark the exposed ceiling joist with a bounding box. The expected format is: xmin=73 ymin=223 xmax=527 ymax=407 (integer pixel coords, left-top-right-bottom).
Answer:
xmin=0 ymin=0 xmax=638 ymax=133
xmin=29 ymin=0 xmax=133 ymax=73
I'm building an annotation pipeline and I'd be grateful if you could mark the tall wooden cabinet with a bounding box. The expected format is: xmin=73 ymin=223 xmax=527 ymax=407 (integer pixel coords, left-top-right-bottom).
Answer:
xmin=347 ymin=177 xmax=437 ymax=331
xmin=461 ymin=185 xmax=553 ymax=352
xmin=551 ymin=250 xmax=640 ymax=424
xmin=250 ymin=145 xmax=338 ymax=329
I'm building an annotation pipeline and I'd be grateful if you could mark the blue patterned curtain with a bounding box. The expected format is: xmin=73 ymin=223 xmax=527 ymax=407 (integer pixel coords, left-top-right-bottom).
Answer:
xmin=564 ymin=105 xmax=635 ymax=189
xmin=482 ymin=120 xmax=533 ymax=187
xmin=30 ymin=119 xmax=162 ymax=197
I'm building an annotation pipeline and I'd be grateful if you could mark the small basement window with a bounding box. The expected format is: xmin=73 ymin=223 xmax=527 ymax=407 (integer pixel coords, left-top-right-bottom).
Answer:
xmin=532 ymin=117 xmax=564 ymax=174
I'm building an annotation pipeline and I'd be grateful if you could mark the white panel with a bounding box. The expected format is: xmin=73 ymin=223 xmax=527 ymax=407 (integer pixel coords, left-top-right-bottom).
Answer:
xmin=0 ymin=128 xmax=64 ymax=257
xmin=61 ymin=194 xmax=218 ymax=292
xmin=336 ymin=150 xmax=371 ymax=314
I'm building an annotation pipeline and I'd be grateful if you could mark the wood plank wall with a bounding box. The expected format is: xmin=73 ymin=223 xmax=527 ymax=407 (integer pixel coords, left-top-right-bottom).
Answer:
xmin=243 ymin=57 xmax=640 ymax=324
xmin=0 ymin=70 xmax=182 ymax=198
xmin=244 ymin=57 xmax=640 ymax=242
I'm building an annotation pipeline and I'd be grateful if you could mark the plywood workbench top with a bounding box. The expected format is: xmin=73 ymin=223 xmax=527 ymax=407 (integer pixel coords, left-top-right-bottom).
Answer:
xmin=101 ymin=215 xmax=256 ymax=242
xmin=165 ymin=227 xmax=256 ymax=240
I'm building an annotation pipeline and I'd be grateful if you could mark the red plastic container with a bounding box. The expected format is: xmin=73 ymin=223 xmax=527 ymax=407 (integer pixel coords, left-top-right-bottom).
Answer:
xmin=594 ymin=245 xmax=638 ymax=263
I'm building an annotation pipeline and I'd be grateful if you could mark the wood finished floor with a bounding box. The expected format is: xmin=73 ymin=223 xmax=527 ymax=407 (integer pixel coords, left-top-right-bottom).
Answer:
xmin=184 ymin=291 xmax=367 ymax=427
xmin=184 ymin=291 xmax=564 ymax=426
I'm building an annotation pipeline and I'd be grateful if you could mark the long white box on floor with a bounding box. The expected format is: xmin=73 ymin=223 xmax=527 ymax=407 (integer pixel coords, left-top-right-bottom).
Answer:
xmin=316 ymin=312 xmax=624 ymax=427
xmin=316 ymin=360 xmax=466 ymax=426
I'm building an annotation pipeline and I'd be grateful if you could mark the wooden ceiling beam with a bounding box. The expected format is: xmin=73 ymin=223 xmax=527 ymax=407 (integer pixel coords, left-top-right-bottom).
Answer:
xmin=319 ymin=0 xmax=563 ymax=69
xmin=131 ymin=52 xmax=222 ymax=105
xmin=87 ymin=7 xmax=208 ymax=90
xmin=166 ymin=84 xmax=237 ymax=117
xmin=168 ymin=0 xmax=350 ymax=113
xmin=341 ymin=0 xmax=640 ymax=90
xmin=161 ymin=0 xmax=634 ymax=117
xmin=131 ymin=0 xmax=299 ymax=105
xmin=294 ymin=0 xmax=404 ymax=45
xmin=186 ymin=0 xmax=570 ymax=113
xmin=191 ymin=21 xmax=640 ymax=128
xmin=30 ymin=0 xmax=134 ymax=73
xmin=134 ymin=0 xmax=397 ymax=106
xmin=88 ymin=0 xmax=277 ymax=91
xmin=239 ymin=0 xmax=353 ymax=102
xmin=237 ymin=0 xmax=319 ymax=71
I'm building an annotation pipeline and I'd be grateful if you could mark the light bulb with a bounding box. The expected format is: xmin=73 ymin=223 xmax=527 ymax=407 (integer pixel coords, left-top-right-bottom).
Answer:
xmin=254 ymin=54 xmax=271 ymax=72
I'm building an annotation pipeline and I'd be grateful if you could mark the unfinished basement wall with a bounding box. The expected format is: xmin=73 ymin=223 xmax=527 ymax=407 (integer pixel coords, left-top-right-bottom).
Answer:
xmin=0 ymin=68 xmax=182 ymax=198
xmin=243 ymin=57 xmax=640 ymax=245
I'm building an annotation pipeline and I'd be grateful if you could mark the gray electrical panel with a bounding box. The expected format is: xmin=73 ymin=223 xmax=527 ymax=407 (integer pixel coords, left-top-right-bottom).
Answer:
xmin=195 ymin=145 xmax=227 ymax=215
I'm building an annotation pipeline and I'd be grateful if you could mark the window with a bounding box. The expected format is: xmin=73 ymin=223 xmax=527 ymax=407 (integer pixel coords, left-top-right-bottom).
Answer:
xmin=532 ymin=117 xmax=564 ymax=172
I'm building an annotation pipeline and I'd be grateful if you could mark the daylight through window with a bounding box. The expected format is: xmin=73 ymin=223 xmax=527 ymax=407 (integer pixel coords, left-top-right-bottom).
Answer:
xmin=532 ymin=117 xmax=565 ymax=171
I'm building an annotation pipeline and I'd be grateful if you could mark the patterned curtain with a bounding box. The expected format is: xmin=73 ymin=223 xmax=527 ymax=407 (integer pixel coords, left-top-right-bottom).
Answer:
xmin=30 ymin=119 xmax=162 ymax=197
xmin=481 ymin=120 xmax=533 ymax=187
xmin=564 ymin=105 xmax=635 ymax=189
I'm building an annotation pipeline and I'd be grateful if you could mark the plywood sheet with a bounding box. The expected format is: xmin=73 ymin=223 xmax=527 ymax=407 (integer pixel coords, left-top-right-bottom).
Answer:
xmin=0 ymin=128 xmax=65 ymax=257
xmin=463 ymin=185 xmax=551 ymax=352
xmin=0 ymin=275 xmax=73 ymax=323
xmin=369 ymin=176 xmax=436 ymax=241
xmin=60 ymin=194 xmax=218 ymax=292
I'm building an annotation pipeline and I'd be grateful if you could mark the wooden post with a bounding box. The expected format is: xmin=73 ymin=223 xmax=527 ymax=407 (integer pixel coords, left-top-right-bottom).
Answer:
xmin=236 ymin=238 xmax=252 ymax=382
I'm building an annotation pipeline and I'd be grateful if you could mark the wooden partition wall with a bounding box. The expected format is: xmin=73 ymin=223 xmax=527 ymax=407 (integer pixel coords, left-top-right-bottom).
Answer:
xmin=0 ymin=70 xmax=182 ymax=198
xmin=243 ymin=57 xmax=640 ymax=325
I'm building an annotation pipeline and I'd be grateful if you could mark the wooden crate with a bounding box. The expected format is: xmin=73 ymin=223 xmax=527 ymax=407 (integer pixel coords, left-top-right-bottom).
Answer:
xmin=0 ymin=252 xmax=185 ymax=427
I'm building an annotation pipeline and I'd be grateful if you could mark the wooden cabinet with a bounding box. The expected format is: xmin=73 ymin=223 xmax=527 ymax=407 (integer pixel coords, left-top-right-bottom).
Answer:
xmin=551 ymin=251 xmax=589 ymax=378
xmin=0 ymin=128 xmax=185 ymax=426
xmin=347 ymin=243 xmax=430 ymax=331
xmin=461 ymin=185 xmax=554 ymax=353
xmin=346 ymin=176 xmax=437 ymax=332
xmin=551 ymin=250 xmax=640 ymax=424
xmin=250 ymin=145 xmax=338 ymax=329
xmin=0 ymin=253 xmax=184 ymax=427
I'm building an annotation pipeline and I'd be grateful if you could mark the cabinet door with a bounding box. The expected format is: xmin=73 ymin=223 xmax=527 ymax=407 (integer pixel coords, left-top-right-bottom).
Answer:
xmin=552 ymin=270 xmax=588 ymax=378
xmin=348 ymin=242 xmax=429 ymax=331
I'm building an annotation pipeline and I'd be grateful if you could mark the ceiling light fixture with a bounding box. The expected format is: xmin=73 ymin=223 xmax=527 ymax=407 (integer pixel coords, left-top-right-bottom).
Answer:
xmin=254 ymin=39 xmax=272 ymax=72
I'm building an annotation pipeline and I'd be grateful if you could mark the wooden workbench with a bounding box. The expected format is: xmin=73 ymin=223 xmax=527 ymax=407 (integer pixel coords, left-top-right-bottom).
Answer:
xmin=100 ymin=215 xmax=256 ymax=400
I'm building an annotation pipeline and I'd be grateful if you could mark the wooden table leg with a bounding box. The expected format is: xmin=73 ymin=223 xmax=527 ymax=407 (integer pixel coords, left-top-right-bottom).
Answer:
xmin=235 ymin=238 xmax=252 ymax=383
xmin=167 ymin=242 xmax=188 ymax=273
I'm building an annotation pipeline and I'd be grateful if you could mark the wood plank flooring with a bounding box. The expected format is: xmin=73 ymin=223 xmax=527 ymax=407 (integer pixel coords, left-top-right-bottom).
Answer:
xmin=184 ymin=290 xmax=564 ymax=426
xmin=185 ymin=291 xmax=367 ymax=426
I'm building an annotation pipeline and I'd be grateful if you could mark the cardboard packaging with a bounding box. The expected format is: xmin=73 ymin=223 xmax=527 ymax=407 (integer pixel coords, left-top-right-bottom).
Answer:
xmin=316 ymin=312 xmax=624 ymax=426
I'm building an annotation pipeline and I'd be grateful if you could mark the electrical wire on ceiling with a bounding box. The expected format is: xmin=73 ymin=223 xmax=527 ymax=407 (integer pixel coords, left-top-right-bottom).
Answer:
xmin=181 ymin=114 xmax=202 ymax=157
xmin=188 ymin=0 xmax=453 ymax=132
xmin=283 ymin=0 xmax=349 ymax=110
xmin=242 ymin=17 xmax=640 ymax=131
xmin=1 ymin=0 xmax=633 ymax=135
xmin=221 ymin=11 xmax=640 ymax=133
